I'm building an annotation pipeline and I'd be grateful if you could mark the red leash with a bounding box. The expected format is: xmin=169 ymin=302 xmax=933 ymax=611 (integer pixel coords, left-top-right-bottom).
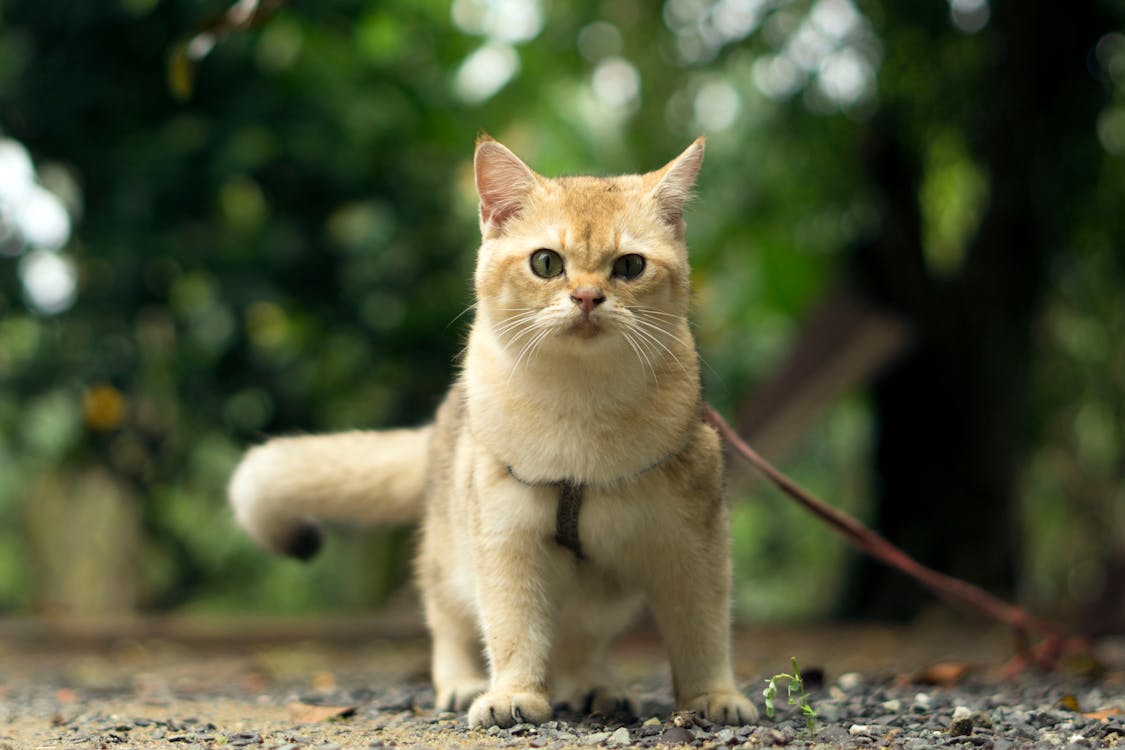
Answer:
xmin=703 ymin=404 xmax=1086 ymax=673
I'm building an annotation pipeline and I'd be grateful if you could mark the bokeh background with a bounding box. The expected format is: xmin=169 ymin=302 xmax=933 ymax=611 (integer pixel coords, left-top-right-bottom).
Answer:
xmin=0 ymin=0 xmax=1121 ymax=632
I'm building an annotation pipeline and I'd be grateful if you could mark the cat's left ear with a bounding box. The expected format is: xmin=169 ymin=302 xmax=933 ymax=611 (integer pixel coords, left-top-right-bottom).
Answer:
xmin=475 ymin=136 xmax=539 ymax=237
xmin=648 ymin=137 xmax=705 ymax=232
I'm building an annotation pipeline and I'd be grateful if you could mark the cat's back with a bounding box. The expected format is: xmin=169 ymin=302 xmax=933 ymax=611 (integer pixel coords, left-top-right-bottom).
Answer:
xmin=423 ymin=377 xmax=468 ymax=514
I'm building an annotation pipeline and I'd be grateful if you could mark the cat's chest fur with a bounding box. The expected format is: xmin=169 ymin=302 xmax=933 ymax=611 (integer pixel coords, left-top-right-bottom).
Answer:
xmin=462 ymin=326 xmax=700 ymax=486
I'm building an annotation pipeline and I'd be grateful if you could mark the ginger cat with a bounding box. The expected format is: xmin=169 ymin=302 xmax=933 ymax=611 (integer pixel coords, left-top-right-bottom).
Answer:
xmin=228 ymin=136 xmax=756 ymax=728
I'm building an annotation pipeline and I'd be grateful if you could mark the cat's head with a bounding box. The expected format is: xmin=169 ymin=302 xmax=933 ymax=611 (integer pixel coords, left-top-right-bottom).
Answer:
xmin=472 ymin=136 xmax=703 ymax=364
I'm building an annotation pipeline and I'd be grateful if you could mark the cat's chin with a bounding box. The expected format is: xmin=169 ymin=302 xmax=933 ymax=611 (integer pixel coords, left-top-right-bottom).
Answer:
xmin=566 ymin=319 xmax=604 ymax=339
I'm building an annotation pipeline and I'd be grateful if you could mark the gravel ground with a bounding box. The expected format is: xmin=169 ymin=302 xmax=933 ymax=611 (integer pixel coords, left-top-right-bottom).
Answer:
xmin=1 ymin=622 xmax=1122 ymax=750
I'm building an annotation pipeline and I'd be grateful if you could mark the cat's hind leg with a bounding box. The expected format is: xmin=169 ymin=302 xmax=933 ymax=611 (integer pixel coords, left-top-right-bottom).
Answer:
xmin=426 ymin=591 xmax=488 ymax=712
xmin=550 ymin=577 xmax=644 ymax=718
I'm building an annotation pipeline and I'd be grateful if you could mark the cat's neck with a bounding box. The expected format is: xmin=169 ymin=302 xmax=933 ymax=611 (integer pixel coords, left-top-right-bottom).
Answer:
xmin=462 ymin=318 xmax=701 ymax=485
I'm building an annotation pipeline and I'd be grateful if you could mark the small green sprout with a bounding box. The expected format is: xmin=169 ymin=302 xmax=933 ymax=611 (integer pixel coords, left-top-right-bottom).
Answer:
xmin=762 ymin=656 xmax=817 ymax=734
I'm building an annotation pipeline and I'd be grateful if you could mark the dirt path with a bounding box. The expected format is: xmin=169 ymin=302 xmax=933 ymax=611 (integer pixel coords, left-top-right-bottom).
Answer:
xmin=1 ymin=618 xmax=1121 ymax=749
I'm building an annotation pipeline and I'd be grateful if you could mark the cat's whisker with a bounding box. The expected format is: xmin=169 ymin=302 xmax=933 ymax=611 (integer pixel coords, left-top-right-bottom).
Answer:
xmin=508 ymin=325 xmax=553 ymax=385
xmin=514 ymin=323 xmax=551 ymax=362
xmin=526 ymin=327 xmax=553 ymax=369
xmin=630 ymin=314 xmax=688 ymax=348
xmin=629 ymin=321 xmax=688 ymax=373
xmin=630 ymin=306 xmax=685 ymax=321
xmin=494 ymin=311 xmax=544 ymax=340
xmin=628 ymin=314 xmax=674 ymax=337
xmin=500 ymin=326 xmax=543 ymax=357
xmin=495 ymin=317 xmax=533 ymax=340
xmin=633 ymin=306 xmax=699 ymax=332
xmin=621 ymin=324 xmax=659 ymax=389
xmin=446 ymin=302 xmax=479 ymax=329
xmin=495 ymin=316 xmax=540 ymax=339
xmin=495 ymin=308 xmax=540 ymax=324
xmin=631 ymin=311 xmax=690 ymax=331
xmin=631 ymin=311 xmax=692 ymax=342
xmin=628 ymin=324 xmax=664 ymax=371
xmin=498 ymin=323 xmax=543 ymax=359
xmin=506 ymin=326 xmax=540 ymax=372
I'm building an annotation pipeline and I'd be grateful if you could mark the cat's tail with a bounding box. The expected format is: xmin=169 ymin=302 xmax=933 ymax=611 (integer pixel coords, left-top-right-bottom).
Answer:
xmin=228 ymin=427 xmax=432 ymax=559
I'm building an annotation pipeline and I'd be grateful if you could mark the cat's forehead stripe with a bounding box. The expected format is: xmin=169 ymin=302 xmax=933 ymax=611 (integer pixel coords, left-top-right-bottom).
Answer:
xmin=550 ymin=223 xmax=625 ymax=257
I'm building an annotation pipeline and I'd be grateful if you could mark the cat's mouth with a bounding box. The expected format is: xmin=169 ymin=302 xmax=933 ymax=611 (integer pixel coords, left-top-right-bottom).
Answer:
xmin=567 ymin=317 xmax=604 ymax=339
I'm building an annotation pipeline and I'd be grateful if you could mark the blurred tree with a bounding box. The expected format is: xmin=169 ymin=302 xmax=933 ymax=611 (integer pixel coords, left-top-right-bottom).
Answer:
xmin=840 ymin=0 xmax=1117 ymax=619
xmin=0 ymin=0 xmax=1120 ymax=625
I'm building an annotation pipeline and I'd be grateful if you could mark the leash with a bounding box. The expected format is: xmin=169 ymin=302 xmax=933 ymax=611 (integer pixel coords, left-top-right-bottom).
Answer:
xmin=506 ymin=403 xmax=1083 ymax=674
xmin=701 ymin=402 xmax=1085 ymax=674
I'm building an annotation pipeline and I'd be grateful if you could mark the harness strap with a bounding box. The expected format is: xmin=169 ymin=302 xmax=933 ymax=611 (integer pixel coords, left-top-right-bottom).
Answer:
xmin=554 ymin=480 xmax=585 ymax=560
xmin=506 ymin=467 xmax=586 ymax=559
xmin=503 ymin=417 xmax=700 ymax=560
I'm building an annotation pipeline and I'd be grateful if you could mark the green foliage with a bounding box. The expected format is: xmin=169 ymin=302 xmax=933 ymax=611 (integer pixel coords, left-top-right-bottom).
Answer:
xmin=0 ymin=0 xmax=1121 ymax=619
xmin=919 ymin=129 xmax=989 ymax=277
xmin=762 ymin=657 xmax=817 ymax=734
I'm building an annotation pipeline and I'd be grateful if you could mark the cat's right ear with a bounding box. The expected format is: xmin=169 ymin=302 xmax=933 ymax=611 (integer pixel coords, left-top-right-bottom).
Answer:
xmin=648 ymin=137 xmax=705 ymax=233
xmin=474 ymin=136 xmax=538 ymax=237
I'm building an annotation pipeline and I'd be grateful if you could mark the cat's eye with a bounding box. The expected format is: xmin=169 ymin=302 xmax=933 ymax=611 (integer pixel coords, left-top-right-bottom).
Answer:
xmin=612 ymin=254 xmax=646 ymax=280
xmin=530 ymin=249 xmax=564 ymax=278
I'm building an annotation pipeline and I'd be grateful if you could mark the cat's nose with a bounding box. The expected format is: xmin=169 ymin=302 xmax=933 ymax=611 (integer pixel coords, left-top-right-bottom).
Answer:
xmin=570 ymin=288 xmax=606 ymax=316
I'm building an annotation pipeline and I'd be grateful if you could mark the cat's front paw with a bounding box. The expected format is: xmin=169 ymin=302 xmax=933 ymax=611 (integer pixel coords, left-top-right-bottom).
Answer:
xmin=683 ymin=690 xmax=758 ymax=725
xmin=468 ymin=689 xmax=552 ymax=728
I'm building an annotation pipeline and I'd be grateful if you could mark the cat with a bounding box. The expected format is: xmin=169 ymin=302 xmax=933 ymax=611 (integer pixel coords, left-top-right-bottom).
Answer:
xmin=228 ymin=136 xmax=757 ymax=729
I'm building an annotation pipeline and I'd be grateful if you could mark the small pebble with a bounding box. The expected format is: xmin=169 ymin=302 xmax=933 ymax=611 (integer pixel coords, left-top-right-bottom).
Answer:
xmin=950 ymin=715 xmax=974 ymax=736
xmin=837 ymin=673 xmax=863 ymax=691
xmin=905 ymin=739 xmax=930 ymax=750
xmin=583 ymin=731 xmax=610 ymax=745
xmin=882 ymin=699 xmax=902 ymax=712
xmin=659 ymin=726 xmax=695 ymax=745
xmin=752 ymin=727 xmax=789 ymax=746
xmin=812 ymin=725 xmax=848 ymax=743
xmin=605 ymin=727 xmax=630 ymax=747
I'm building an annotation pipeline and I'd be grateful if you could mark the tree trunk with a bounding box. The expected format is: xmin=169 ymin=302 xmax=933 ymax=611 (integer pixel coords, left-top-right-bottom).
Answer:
xmin=842 ymin=1 xmax=1108 ymax=619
